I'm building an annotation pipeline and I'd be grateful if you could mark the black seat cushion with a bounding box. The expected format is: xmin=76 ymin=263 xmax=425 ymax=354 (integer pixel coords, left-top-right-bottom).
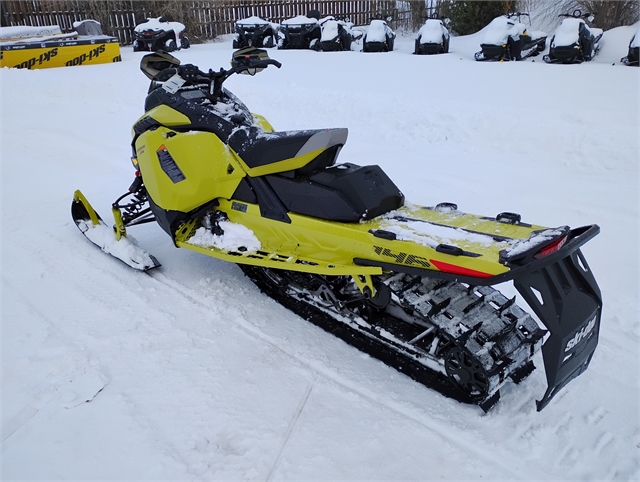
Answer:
xmin=266 ymin=163 xmax=404 ymax=222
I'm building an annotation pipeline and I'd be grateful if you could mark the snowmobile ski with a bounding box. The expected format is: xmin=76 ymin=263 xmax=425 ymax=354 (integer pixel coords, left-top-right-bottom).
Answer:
xmin=72 ymin=190 xmax=160 ymax=271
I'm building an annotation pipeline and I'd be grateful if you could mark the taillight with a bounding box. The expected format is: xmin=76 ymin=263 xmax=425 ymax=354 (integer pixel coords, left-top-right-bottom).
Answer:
xmin=534 ymin=235 xmax=568 ymax=259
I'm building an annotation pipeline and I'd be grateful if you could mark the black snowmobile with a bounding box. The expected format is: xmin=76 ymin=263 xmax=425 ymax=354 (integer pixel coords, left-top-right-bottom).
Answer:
xmin=475 ymin=13 xmax=546 ymax=61
xmin=543 ymin=10 xmax=603 ymax=64
xmin=415 ymin=17 xmax=450 ymax=55
xmin=277 ymin=10 xmax=321 ymax=50
xmin=132 ymin=17 xmax=190 ymax=53
xmin=362 ymin=18 xmax=396 ymax=52
xmin=72 ymin=47 xmax=603 ymax=413
xmin=318 ymin=15 xmax=362 ymax=52
xmin=621 ymin=25 xmax=639 ymax=66
xmin=232 ymin=16 xmax=278 ymax=49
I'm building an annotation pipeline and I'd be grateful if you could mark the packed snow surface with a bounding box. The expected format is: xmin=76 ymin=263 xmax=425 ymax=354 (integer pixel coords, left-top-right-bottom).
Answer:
xmin=1 ymin=24 xmax=638 ymax=481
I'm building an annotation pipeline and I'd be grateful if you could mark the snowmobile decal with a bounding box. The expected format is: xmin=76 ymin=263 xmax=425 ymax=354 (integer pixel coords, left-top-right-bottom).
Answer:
xmin=72 ymin=48 xmax=603 ymax=412
xmin=156 ymin=145 xmax=186 ymax=183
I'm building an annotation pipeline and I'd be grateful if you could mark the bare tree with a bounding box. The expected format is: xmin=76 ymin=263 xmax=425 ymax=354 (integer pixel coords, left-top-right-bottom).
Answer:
xmin=522 ymin=0 xmax=639 ymax=31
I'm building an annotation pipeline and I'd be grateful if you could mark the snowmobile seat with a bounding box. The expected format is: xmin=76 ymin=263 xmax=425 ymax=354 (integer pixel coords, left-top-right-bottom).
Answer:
xmin=229 ymin=126 xmax=348 ymax=175
xmin=264 ymin=162 xmax=405 ymax=222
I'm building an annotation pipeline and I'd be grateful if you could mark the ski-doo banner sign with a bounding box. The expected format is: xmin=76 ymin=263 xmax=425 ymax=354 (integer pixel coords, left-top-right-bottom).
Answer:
xmin=0 ymin=37 xmax=121 ymax=70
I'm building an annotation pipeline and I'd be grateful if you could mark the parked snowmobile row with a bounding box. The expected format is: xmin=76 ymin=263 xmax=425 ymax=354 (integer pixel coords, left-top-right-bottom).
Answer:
xmin=232 ymin=12 xmax=394 ymax=52
xmin=72 ymin=47 xmax=603 ymax=413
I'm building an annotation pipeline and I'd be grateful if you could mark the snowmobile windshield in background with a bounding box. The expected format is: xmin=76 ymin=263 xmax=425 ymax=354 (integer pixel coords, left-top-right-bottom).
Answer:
xmin=367 ymin=20 xmax=390 ymax=42
xmin=418 ymin=20 xmax=447 ymax=43
xmin=482 ymin=16 xmax=521 ymax=45
xmin=232 ymin=46 xmax=272 ymax=75
xmin=631 ymin=27 xmax=640 ymax=48
xmin=320 ymin=19 xmax=340 ymax=41
xmin=552 ymin=18 xmax=585 ymax=46
xmin=140 ymin=52 xmax=181 ymax=80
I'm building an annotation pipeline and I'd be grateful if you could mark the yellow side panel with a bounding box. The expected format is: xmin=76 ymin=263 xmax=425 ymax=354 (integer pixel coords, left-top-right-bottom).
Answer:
xmin=136 ymin=128 xmax=246 ymax=212
xmin=0 ymin=38 xmax=121 ymax=69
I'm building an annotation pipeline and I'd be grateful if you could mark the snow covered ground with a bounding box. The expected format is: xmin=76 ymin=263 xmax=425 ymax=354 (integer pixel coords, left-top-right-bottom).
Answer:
xmin=2 ymin=23 xmax=638 ymax=481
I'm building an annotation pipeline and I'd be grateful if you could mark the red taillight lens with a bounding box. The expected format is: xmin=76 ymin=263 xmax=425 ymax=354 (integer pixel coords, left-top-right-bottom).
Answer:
xmin=534 ymin=235 xmax=568 ymax=259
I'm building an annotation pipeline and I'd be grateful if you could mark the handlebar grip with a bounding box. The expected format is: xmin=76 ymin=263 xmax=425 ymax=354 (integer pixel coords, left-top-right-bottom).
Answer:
xmin=251 ymin=59 xmax=282 ymax=69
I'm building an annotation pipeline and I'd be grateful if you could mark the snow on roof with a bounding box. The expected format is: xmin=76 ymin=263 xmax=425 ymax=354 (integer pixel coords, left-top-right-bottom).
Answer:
xmin=0 ymin=25 xmax=62 ymax=39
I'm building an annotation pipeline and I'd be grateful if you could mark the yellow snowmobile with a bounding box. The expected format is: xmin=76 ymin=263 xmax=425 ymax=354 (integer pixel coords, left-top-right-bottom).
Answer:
xmin=72 ymin=48 xmax=602 ymax=411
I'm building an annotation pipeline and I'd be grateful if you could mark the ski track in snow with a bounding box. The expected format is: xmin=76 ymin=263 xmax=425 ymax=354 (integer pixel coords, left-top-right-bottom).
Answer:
xmin=2 ymin=25 xmax=638 ymax=480
xmin=147 ymin=270 xmax=532 ymax=480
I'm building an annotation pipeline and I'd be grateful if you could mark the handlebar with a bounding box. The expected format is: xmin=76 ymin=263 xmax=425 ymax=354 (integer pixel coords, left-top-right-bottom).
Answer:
xmin=152 ymin=55 xmax=282 ymax=104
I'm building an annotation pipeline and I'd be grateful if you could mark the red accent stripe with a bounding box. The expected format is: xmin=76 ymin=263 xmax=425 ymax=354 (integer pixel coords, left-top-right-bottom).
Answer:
xmin=429 ymin=260 xmax=493 ymax=278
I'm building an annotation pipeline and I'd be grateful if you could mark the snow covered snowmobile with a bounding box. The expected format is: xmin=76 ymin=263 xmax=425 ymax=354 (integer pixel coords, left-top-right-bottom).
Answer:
xmin=362 ymin=19 xmax=396 ymax=52
xmin=475 ymin=13 xmax=546 ymax=61
xmin=277 ymin=11 xmax=321 ymax=50
xmin=71 ymin=47 xmax=603 ymax=412
xmin=133 ymin=17 xmax=190 ymax=52
xmin=318 ymin=16 xmax=362 ymax=52
xmin=414 ymin=18 xmax=450 ymax=55
xmin=233 ymin=16 xmax=278 ymax=49
xmin=621 ymin=25 xmax=640 ymax=66
xmin=543 ymin=10 xmax=603 ymax=64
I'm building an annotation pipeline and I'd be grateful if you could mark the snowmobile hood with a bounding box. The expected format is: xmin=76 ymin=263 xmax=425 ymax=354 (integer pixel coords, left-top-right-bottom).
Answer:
xmin=418 ymin=20 xmax=448 ymax=43
xmin=236 ymin=16 xmax=271 ymax=26
xmin=135 ymin=17 xmax=185 ymax=33
xmin=552 ymin=18 xmax=588 ymax=46
xmin=282 ymin=15 xmax=318 ymax=26
xmin=482 ymin=16 xmax=525 ymax=45
xmin=367 ymin=20 xmax=393 ymax=42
